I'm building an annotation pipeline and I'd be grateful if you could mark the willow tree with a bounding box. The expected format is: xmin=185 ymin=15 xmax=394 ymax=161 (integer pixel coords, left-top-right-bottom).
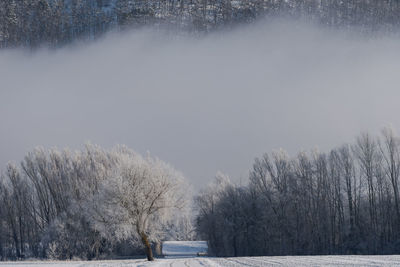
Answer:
xmin=91 ymin=149 xmax=187 ymax=261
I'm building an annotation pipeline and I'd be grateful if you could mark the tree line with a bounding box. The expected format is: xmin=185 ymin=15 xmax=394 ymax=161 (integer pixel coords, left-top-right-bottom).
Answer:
xmin=4 ymin=128 xmax=400 ymax=261
xmin=2 ymin=0 xmax=400 ymax=49
xmin=0 ymin=144 xmax=192 ymax=261
xmin=196 ymin=127 xmax=400 ymax=256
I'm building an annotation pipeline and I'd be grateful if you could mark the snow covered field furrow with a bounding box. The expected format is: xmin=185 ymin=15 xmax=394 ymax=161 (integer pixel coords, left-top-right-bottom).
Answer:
xmin=3 ymin=255 xmax=400 ymax=266
xmin=0 ymin=259 xmax=148 ymax=267
xmin=209 ymin=255 xmax=400 ymax=267
xmin=138 ymin=257 xmax=217 ymax=267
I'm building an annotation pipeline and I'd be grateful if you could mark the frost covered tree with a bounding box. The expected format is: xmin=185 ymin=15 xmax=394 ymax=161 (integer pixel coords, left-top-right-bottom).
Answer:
xmin=88 ymin=149 xmax=188 ymax=261
xmin=197 ymin=127 xmax=400 ymax=257
xmin=379 ymin=127 xmax=400 ymax=232
xmin=0 ymin=144 xmax=188 ymax=260
xmin=164 ymin=207 xmax=196 ymax=242
xmin=195 ymin=172 xmax=234 ymax=255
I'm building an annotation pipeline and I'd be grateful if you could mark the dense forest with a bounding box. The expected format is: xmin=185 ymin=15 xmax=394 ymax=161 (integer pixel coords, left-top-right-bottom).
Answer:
xmin=1 ymin=0 xmax=400 ymax=48
xmin=196 ymin=127 xmax=400 ymax=257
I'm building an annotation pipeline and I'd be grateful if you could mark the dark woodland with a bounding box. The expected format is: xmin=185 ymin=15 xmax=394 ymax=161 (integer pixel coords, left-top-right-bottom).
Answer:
xmin=1 ymin=0 xmax=400 ymax=48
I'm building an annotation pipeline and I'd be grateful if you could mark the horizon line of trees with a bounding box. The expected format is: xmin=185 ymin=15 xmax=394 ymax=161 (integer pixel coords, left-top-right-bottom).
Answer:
xmin=4 ymin=127 xmax=400 ymax=260
xmin=0 ymin=144 xmax=193 ymax=261
xmin=2 ymin=0 xmax=400 ymax=49
xmin=196 ymin=127 xmax=400 ymax=257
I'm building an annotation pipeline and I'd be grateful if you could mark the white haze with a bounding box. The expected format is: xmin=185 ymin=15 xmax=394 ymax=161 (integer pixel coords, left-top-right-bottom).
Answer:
xmin=1 ymin=19 xmax=400 ymax=188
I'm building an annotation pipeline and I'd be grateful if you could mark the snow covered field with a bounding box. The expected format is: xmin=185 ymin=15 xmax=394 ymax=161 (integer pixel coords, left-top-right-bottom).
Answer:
xmin=2 ymin=255 xmax=400 ymax=267
xmin=162 ymin=241 xmax=208 ymax=257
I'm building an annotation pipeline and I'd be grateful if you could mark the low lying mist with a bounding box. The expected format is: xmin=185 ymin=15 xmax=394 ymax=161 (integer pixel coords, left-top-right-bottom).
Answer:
xmin=1 ymin=19 xmax=400 ymax=188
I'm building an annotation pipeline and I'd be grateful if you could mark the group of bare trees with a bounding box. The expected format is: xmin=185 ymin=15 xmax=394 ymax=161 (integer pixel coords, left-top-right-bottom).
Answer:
xmin=0 ymin=145 xmax=189 ymax=261
xmin=197 ymin=127 xmax=400 ymax=256
xmin=2 ymin=0 xmax=400 ymax=48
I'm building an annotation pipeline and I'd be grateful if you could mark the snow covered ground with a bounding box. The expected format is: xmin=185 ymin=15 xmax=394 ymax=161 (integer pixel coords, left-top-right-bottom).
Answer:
xmin=162 ymin=241 xmax=208 ymax=257
xmin=2 ymin=255 xmax=400 ymax=267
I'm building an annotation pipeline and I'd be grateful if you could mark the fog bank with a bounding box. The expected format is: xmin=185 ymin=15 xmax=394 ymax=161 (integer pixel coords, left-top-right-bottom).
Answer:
xmin=1 ymin=20 xmax=400 ymax=188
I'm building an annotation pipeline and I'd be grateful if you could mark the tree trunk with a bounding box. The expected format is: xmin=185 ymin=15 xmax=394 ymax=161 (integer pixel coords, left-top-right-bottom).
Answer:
xmin=140 ymin=232 xmax=154 ymax=261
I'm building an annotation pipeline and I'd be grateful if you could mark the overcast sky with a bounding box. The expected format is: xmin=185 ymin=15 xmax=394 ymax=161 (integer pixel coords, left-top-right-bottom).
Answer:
xmin=1 ymin=19 xmax=400 ymax=189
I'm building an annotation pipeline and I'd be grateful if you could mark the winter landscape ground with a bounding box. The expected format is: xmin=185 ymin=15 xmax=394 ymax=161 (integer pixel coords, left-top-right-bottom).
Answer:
xmin=2 ymin=255 xmax=400 ymax=267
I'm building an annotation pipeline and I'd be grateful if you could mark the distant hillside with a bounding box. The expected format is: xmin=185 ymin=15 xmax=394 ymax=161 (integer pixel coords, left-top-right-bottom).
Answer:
xmin=1 ymin=0 xmax=400 ymax=48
